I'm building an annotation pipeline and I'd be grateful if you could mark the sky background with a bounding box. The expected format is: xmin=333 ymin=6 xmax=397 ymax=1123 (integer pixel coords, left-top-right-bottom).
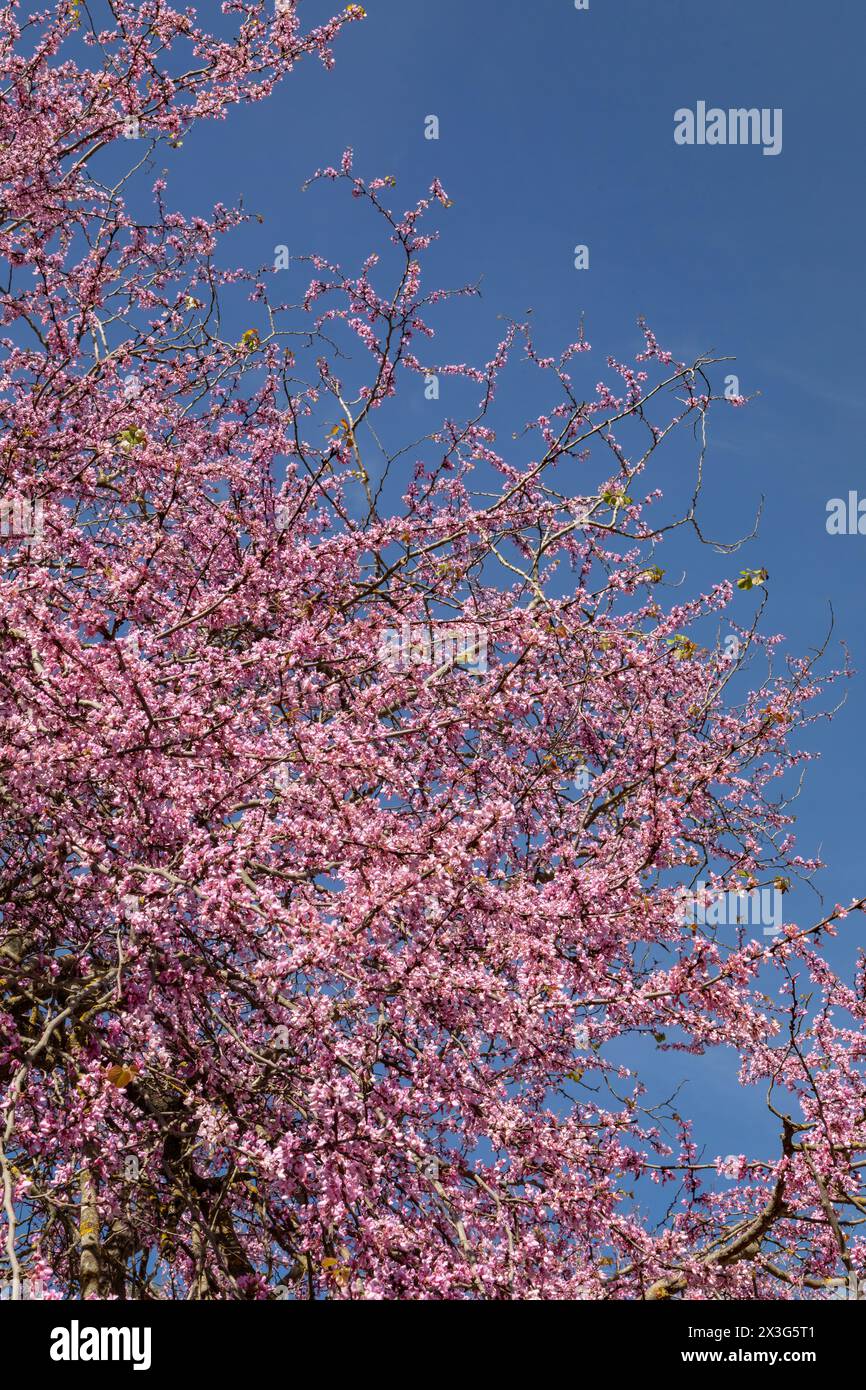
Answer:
xmin=105 ymin=0 xmax=866 ymax=1226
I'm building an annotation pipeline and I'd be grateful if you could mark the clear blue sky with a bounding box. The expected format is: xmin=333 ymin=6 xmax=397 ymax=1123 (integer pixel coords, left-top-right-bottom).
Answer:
xmin=102 ymin=0 xmax=866 ymax=1215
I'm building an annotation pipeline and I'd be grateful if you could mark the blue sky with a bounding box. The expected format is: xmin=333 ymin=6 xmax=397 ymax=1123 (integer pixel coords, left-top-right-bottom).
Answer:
xmin=99 ymin=0 xmax=866 ymax=1218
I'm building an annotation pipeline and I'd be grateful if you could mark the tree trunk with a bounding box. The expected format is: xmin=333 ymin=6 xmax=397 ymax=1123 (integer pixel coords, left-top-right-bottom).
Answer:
xmin=79 ymin=1168 xmax=102 ymax=1299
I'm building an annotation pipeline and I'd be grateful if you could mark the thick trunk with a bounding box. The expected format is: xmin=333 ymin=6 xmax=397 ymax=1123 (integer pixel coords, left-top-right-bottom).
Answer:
xmin=79 ymin=1168 xmax=102 ymax=1299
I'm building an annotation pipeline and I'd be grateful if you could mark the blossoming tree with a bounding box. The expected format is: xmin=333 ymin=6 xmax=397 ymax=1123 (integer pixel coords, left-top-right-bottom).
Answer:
xmin=1 ymin=0 xmax=865 ymax=1301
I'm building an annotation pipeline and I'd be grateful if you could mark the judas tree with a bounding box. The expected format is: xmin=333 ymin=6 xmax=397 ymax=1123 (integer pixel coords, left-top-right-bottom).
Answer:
xmin=1 ymin=1 xmax=865 ymax=1301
